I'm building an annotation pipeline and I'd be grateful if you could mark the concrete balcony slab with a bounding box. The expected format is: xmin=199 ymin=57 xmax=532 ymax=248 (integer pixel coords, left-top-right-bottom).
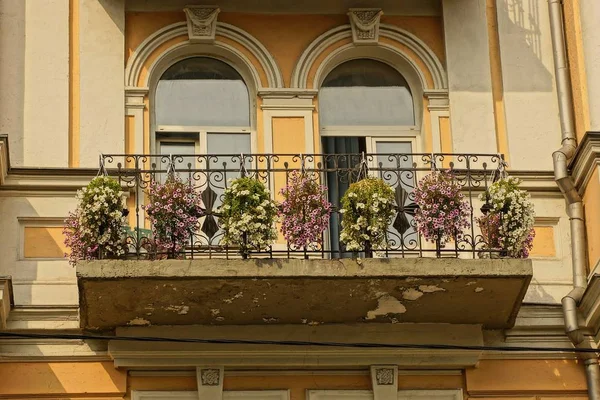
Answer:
xmin=77 ymin=258 xmax=532 ymax=330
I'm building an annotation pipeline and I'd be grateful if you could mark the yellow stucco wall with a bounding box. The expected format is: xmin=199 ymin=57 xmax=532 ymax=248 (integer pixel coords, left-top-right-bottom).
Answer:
xmin=466 ymin=359 xmax=588 ymax=397
xmin=23 ymin=226 xmax=67 ymax=259
xmin=0 ymin=362 xmax=126 ymax=398
xmin=124 ymin=12 xmax=445 ymax=88
xmin=584 ymin=167 xmax=600 ymax=271
xmin=530 ymin=225 xmax=557 ymax=258
xmin=0 ymin=360 xmax=590 ymax=398
xmin=563 ymin=0 xmax=590 ymax=141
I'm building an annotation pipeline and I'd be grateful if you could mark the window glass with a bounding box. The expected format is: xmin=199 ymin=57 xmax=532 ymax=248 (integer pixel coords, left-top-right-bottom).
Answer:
xmin=319 ymin=59 xmax=414 ymax=126
xmin=156 ymin=57 xmax=250 ymax=127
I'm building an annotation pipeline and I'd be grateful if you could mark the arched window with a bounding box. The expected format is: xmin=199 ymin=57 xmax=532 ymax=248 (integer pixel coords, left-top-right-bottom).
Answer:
xmin=154 ymin=57 xmax=252 ymax=169
xmin=320 ymin=58 xmax=414 ymax=127
xmin=319 ymin=59 xmax=417 ymax=256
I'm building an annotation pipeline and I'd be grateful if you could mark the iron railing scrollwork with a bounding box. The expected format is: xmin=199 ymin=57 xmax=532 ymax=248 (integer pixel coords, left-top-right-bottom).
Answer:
xmin=99 ymin=152 xmax=506 ymax=260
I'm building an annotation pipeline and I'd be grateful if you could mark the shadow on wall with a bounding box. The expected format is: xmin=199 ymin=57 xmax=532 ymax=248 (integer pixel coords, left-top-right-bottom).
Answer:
xmin=497 ymin=0 xmax=554 ymax=92
xmin=0 ymin=195 xmax=78 ymax=308
xmin=97 ymin=0 xmax=125 ymax=34
xmin=526 ymin=278 xmax=564 ymax=304
xmin=0 ymin=362 xmax=126 ymax=397
xmin=0 ymin=0 xmax=25 ymax=166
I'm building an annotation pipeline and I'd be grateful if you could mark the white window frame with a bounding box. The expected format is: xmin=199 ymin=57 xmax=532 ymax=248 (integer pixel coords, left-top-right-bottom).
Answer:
xmin=131 ymin=390 xmax=290 ymax=400
xmin=156 ymin=127 xmax=257 ymax=155
xmin=319 ymin=127 xmax=422 ymax=167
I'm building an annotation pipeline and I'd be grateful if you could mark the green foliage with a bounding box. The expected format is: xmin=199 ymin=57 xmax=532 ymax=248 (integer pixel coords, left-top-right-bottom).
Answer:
xmin=218 ymin=177 xmax=278 ymax=256
xmin=339 ymin=177 xmax=396 ymax=252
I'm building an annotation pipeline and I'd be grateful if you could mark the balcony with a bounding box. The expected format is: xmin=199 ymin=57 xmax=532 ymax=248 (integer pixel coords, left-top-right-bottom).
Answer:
xmin=77 ymin=153 xmax=532 ymax=331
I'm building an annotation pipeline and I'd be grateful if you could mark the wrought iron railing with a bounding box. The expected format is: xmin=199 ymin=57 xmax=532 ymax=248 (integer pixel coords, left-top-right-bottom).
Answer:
xmin=100 ymin=153 xmax=507 ymax=259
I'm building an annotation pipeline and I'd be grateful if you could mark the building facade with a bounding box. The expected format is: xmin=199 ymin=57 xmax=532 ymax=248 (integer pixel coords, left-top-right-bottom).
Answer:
xmin=0 ymin=0 xmax=599 ymax=399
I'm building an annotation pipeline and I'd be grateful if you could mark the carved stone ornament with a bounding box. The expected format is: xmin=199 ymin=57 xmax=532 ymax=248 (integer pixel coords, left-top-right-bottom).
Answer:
xmin=348 ymin=8 xmax=383 ymax=45
xmin=200 ymin=368 xmax=221 ymax=386
xmin=183 ymin=6 xmax=220 ymax=43
xmin=375 ymin=367 xmax=395 ymax=385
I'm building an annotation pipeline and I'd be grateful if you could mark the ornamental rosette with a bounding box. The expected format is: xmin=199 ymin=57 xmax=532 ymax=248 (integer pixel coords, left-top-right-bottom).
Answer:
xmin=478 ymin=177 xmax=535 ymax=258
xmin=63 ymin=176 xmax=128 ymax=266
xmin=339 ymin=177 xmax=396 ymax=253
xmin=278 ymin=171 xmax=332 ymax=250
xmin=143 ymin=176 xmax=203 ymax=258
xmin=413 ymin=171 xmax=471 ymax=246
xmin=217 ymin=177 xmax=278 ymax=257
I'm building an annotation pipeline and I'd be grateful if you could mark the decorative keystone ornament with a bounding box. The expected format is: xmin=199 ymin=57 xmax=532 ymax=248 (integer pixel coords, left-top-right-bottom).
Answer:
xmin=348 ymin=8 xmax=383 ymax=45
xmin=184 ymin=5 xmax=220 ymax=43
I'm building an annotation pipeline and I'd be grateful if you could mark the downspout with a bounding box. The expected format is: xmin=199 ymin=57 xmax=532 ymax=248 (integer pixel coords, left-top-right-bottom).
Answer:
xmin=548 ymin=0 xmax=600 ymax=398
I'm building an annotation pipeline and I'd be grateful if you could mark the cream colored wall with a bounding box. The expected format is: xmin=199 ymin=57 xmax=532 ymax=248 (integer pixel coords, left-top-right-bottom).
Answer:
xmin=524 ymin=195 xmax=574 ymax=304
xmin=0 ymin=0 xmax=25 ymax=166
xmin=78 ymin=0 xmax=125 ymax=167
xmin=24 ymin=0 xmax=70 ymax=167
xmin=0 ymin=194 xmax=77 ymax=306
xmin=442 ymin=0 xmax=497 ymax=155
xmin=495 ymin=0 xmax=560 ymax=171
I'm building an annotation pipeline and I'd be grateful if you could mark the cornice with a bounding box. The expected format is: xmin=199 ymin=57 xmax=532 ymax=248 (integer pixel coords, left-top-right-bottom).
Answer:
xmin=570 ymin=131 xmax=600 ymax=194
xmin=258 ymin=88 xmax=318 ymax=99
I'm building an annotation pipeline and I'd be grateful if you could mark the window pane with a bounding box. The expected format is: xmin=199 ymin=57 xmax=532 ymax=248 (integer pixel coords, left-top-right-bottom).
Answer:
xmin=159 ymin=142 xmax=195 ymax=169
xmin=320 ymin=86 xmax=414 ymax=126
xmin=158 ymin=141 xmax=195 ymax=182
xmin=375 ymin=141 xmax=413 ymax=169
xmin=156 ymin=57 xmax=250 ymax=127
xmin=207 ymin=133 xmax=251 ymax=155
xmin=319 ymin=59 xmax=414 ymax=126
xmin=206 ymin=132 xmax=252 ymax=196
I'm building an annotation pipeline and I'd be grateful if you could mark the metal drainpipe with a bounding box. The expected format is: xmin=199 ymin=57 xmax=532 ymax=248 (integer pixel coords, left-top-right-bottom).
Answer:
xmin=548 ymin=0 xmax=600 ymax=398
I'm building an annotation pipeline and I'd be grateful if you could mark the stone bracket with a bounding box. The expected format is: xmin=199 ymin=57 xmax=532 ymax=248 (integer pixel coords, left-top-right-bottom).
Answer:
xmin=348 ymin=8 xmax=383 ymax=45
xmin=196 ymin=366 xmax=224 ymax=400
xmin=371 ymin=365 xmax=398 ymax=400
xmin=184 ymin=6 xmax=220 ymax=43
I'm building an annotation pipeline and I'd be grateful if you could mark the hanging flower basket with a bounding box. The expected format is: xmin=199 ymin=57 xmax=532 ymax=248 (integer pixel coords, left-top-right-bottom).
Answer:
xmin=339 ymin=177 xmax=396 ymax=257
xmin=218 ymin=177 xmax=278 ymax=258
xmin=63 ymin=176 xmax=128 ymax=265
xmin=413 ymin=171 xmax=471 ymax=256
xmin=279 ymin=171 xmax=332 ymax=257
xmin=143 ymin=175 xmax=204 ymax=259
xmin=478 ymin=177 xmax=535 ymax=258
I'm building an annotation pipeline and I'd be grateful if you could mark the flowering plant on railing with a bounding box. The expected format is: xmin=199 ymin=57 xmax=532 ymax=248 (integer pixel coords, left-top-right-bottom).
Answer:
xmin=339 ymin=177 xmax=395 ymax=256
xmin=478 ymin=177 xmax=535 ymax=258
xmin=63 ymin=176 xmax=128 ymax=266
xmin=413 ymin=171 xmax=471 ymax=249
xmin=279 ymin=171 xmax=332 ymax=252
xmin=143 ymin=175 xmax=203 ymax=258
xmin=218 ymin=177 xmax=278 ymax=258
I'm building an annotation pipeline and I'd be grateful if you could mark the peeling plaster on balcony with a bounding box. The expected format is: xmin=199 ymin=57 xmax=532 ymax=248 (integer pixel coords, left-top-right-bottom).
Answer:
xmin=366 ymin=294 xmax=407 ymax=320
xmin=78 ymin=258 xmax=532 ymax=330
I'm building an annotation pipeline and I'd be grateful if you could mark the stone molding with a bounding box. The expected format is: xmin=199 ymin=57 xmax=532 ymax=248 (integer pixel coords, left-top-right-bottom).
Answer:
xmin=125 ymin=22 xmax=283 ymax=89
xmin=0 ymin=278 xmax=14 ymax=329
xmin=348 ymin=8 xmax=383 ymax=45
xmin=0 ymin=135 xmax=9 ymax=186
xmin=183 ymin=6 xmax=220 ymax=43
xmin=370 ymin=365 xmax=398 ymax=400
xmin=291 ymin=24 xmax=447 ymax=90
xmin=196 ymin=366 xmax=224 ymax=399
xmin=570 ymin=131 xmax=600 ymax=194
xmin=424 ymin=89 xmax=450 ymax=111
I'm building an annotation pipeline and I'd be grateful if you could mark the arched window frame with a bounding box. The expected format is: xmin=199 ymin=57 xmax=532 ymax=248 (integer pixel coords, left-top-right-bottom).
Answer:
xmin=148 ymin=46 xmax=259 ymax=158
xmin=317 ymin=54 xmax=421 ymax=156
